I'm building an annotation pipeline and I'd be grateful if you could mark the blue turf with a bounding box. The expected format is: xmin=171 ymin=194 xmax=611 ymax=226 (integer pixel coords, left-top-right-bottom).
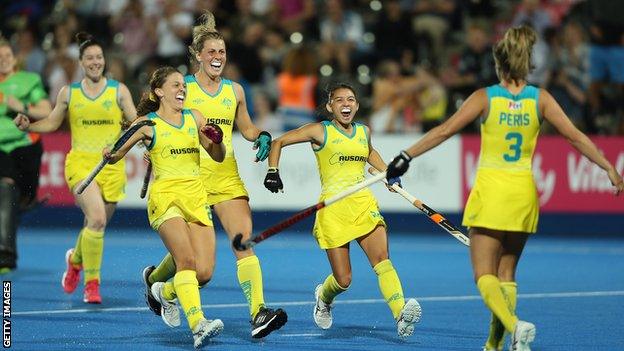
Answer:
xmin=7 ymin=228 xmax=624 ymax=350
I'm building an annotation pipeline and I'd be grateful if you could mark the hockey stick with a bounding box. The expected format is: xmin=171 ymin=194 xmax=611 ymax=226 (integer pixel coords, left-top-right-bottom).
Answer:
xmin=76 ymin=119 xmax=155 ymax=194
xmin=369 ymin=168 xmax=470 ymax=246
xmin=140 ymin=160 xmax=152 ymax=199
xmin=232 ymin=171 xmax=387 ymax=251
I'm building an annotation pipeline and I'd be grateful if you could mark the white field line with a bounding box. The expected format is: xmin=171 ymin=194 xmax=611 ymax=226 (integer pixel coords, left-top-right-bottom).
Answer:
xmin=12 ymin=290 xmax=624 ymax=316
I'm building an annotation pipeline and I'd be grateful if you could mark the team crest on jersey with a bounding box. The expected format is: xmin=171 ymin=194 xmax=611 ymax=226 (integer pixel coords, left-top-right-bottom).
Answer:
xmin=102 ymin=100 xmax=113 ymax=111
xmin=188 ymin=127 xmax=196 ymax=135
xmin=193 ymin=98 xmax=204 ymax=105
xmin=358 ymin=137 xmax=367 ymax=145
xmin=331 ymin=139 xmax=343 ymax=144
xmin=221 ymin=97 xmax=233 ymax=109
xmin=508 ymin=101 xmax=522 ymax=110
xmin=74 ymin=103 xmax=85 ymax=109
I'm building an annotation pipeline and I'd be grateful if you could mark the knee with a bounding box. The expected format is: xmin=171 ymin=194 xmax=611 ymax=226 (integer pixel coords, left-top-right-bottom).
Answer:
xmin=176 ymin=256 xmax=196 ymax=271
xmin=195 ymin=265 xmax=214 ymax=286
xmin=86 ymin=215 xmax=107 ymax=232
xmin=334 ymin=273 xmax=352 ymax=289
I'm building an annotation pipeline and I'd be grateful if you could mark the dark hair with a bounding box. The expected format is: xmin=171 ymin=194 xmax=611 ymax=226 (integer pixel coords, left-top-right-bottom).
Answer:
xmin=316 ymin=82 xmax=357 ymax=118
xmin=136 ymin=66 xmax=180 ymax=116
xmin=326 ymin=82 xmax=357 ymax=102
xmin=75 ymin=32 xmax=102 ymax=59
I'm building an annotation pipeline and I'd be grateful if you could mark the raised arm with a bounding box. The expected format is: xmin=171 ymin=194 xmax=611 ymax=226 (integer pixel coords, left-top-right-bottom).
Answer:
xmin=540 ymin=89 xmax=623 ymax=194
xmin=118 ymin=83 xmax=138 ymax=124
xmin=232 ymin=82 xmax=272 ymax=161
xmin=14 ymin=86 xmax=70 ymax=133
xmin=106 ymin=117 xmax=154 ymax=164
xmin=386 ymin=88 xmax=487 ymax=179
xmin=191 ymin=109 xmax=225 ymax=162
xmin=264 ymin=123 xmax=324 ymax=193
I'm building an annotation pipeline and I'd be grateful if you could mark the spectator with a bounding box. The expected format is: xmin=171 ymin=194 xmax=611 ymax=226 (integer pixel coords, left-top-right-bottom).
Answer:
xmin=269 ymin=0 xmax=316 ymax=36
xmin=372 ymin=0 xmax=416 ymax=65
xmin=544 ymin=21 xmax=590 ymax=130
xmin=254 ymin=91 xmax=282 ymax=134
xmin=512 ymin=0 xmax=553 ymax=37
xmin=587 ymin=0 xmax=624 ymax=135
xmin=13 ymin=28 xmax=46 ymax=75
xmin=411 ymin=0 xmax=457 ymax=66
xmin=229 ymin=21 xmax=265 ymax=84
xmin=318 ymin=0 xmax=369 ymax=74
xmin=155 ymin=0 xmax=193 ymax=67
xmin=277 ymin=46 xmax=318 ymax=130
xmin=109 ymin=0 xmax=157 ymax=75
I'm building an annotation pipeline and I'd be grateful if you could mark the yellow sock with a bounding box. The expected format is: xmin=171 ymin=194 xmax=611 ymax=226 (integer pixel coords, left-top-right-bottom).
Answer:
xmin=320 ymin=274 xmax=348 ymax=304
xmin=163 ymin=281 xmax=176 ymax=301
xmin=373 ymin=259 xmax=405 ymax=319
xmin=174 ymin=270 xmax=204 ymax=330
xmin=81 ymin=228 xmax=104 ymax=283
xmin=149 ymin=253 xmax=177 ymax=284
xmin=237 ymin=255 xmax=265 ymax=318
xmin=485 ymin=281 xmax=518 ymax=350
xmin=70 ymin=228 xmax=85 ymax=265
xmin=477 ymin=275 xmax=518 ymax=333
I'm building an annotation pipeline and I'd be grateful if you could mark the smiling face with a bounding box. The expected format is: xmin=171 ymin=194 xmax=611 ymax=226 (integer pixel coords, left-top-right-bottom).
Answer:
xmin=196 ymin=38 xmax=226 ymax=78
xmin=155 ymin=72 xmax=186 ymax=110
xmin=80 ymin=45 xmax=105 ymax=80
xmin=0 ymin=45 xmax=16 ymax=75
xmin=326 ymin=87 xmax=359 ymax=125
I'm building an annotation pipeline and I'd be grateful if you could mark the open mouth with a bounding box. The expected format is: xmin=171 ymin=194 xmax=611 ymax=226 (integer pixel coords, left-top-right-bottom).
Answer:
xmin=340 ymin=107 xmax=351 ymax=117
xmin=210 ymin=61 xmax=222 ymax=69
xmin=175 ymin=93 xmax=185 ymax=102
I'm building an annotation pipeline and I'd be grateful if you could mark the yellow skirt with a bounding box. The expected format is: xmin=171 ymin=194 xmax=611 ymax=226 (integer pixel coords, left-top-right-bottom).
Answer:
xmin=200 ymin=156 xmax=249 ymax=206
xmin=313 ymin=189 xmax=386 ymax=249
xmin=64 ymin=150 xmax=126 ymax=203
xmin=148 ymin=178 xmax=213 ymax=231
xmin=462 ymin=168 xmax=539 ymax=233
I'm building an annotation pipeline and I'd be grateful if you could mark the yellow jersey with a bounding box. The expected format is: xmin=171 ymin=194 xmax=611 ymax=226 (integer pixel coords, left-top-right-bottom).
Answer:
xmin=462 ymin=84 xmax=541 ymax=233
xmin=184 ymin=75 xmax=248 ymax=205
xmin=145 ymin=109 xmax=211 ymax=229
xmin=312 ymin=121 xmax=384 ymax=249
xmin=478 ymin=84 xmax=541 ymax=172
xmin=67 ymin=79 xmax=124 ymax=154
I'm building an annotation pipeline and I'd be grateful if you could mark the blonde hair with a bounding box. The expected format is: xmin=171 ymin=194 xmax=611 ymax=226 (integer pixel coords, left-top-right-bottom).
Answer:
xmin=188 ymin=11 xmax=224 ymax=58
xmin=493 ymin=26 xmax=537 ymax=85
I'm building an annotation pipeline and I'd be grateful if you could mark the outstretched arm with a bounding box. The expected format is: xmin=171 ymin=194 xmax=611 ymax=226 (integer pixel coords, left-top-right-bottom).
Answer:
xmin=264 ymin=123 xmax=324 ymax=193
xmin=14 ymin=86 xmax=69 ymax=133
xmin=232 ymin=82 xmax=272 ymax=161
xmin=386 ymin=88 xmax=486 ymax=179
xmin=105 ymin=118 xmax=154 ymax=163
xmin=118 ymin=83 xmax=138 ymax=124
xmin=540 ymin=89 xmax=623 ymax=194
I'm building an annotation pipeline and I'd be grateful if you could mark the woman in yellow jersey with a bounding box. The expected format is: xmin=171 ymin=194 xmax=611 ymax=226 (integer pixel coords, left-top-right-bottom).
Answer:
xmin=14 ymin=32 xmax=137 ymax=304
xmin=101 ymin=66 xmax=226 ymax=349
xmin=386 ymin=26 xmax=624 ymax=351
xmin=264 ymin=82 xmax=421 ymax=338
xmin=142 ymin=11 xmax=287 ymax=339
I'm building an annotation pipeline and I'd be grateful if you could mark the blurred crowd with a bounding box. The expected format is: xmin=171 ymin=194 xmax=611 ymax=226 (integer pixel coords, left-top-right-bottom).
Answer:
xmin=1 ymin=0 xmax=623 ymax=135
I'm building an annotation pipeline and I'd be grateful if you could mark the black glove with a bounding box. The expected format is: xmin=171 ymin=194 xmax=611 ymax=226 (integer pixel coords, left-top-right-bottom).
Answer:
xmin=264 ymin=167 xmax=283 ymax=193
xmin=386 ymin=150 xmax=412 ymax=180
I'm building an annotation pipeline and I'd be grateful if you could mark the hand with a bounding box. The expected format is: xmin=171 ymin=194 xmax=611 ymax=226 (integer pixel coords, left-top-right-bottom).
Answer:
xmin=102 ymin=146 xmax=113 ymax=161
xmin=253 ymin=131 xmax=272 ymax=162
xmin=13 ymin=113 xmax=30 ymax=131
xmin=386 ymin=150 xmax=412 ymax=180
xmin=607 ymin=168 xmax=624 ymax=196
xmin=6 ymin=96 xmax=26 ymax=113
xmin=386 ymin=176 xmax=402 ymax=192
xmin=143 ymin=151 xmax=151 ymax=164
xmin=201 ymin=123 xmax=223 ymax=144
xmin=264 ymin=167 xmax=283 ymax=193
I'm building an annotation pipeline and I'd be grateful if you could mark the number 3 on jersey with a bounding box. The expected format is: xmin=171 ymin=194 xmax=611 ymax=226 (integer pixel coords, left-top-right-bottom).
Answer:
xmin=503 ymin=132 xmax=523 ymax=162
